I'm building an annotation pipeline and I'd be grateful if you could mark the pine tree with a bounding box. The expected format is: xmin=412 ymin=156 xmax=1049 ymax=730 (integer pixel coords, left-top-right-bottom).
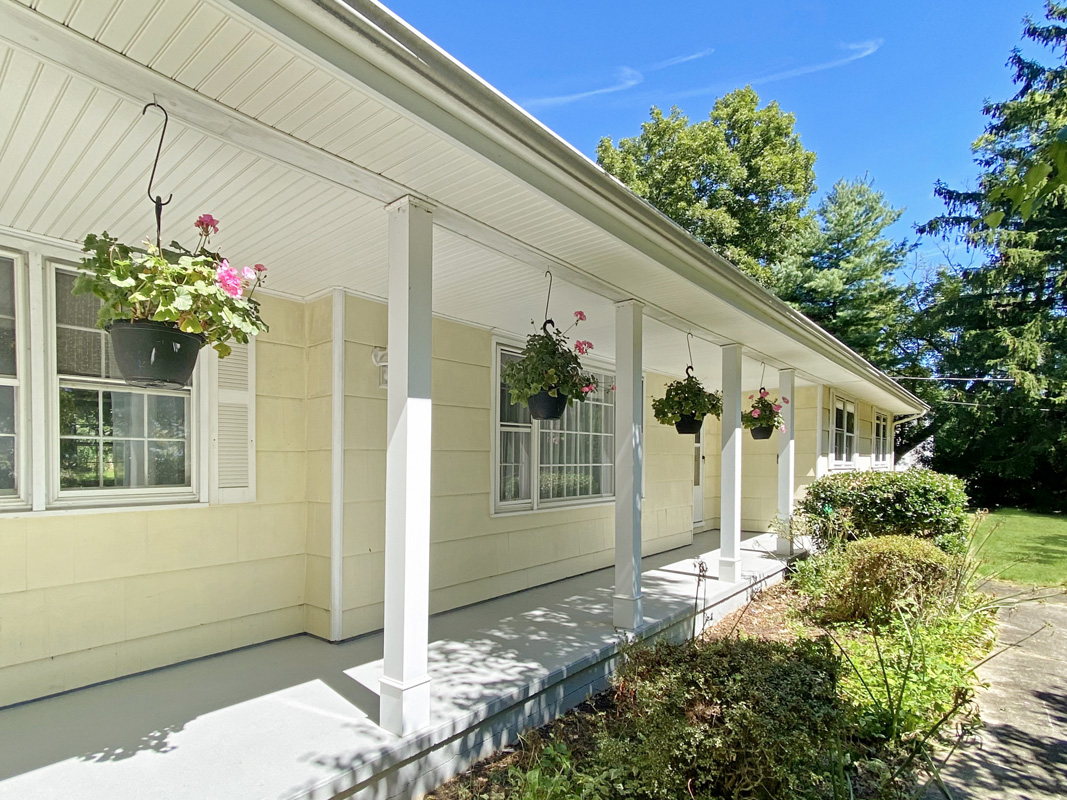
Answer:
xmin=774 ymin=178 xmax=912 ymax=371
xmin=918 ymin=2 xmax=1067 ymax=507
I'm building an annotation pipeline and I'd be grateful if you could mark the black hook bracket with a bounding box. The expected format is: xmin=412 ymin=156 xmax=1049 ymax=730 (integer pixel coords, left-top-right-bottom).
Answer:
xmin=142 ymin=102 xmax=173 ymax=250
xmin=686 ymin=333 xmax=695 ymax=376
xmin=542 ymin=270 xmax=554 ymax=324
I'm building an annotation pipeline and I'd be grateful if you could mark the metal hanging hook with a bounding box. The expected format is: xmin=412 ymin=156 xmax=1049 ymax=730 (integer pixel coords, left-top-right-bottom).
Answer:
xmin=759 ymin=362 xmax=767 ymax=393
xmin=686 ymin=332 xmax=695 ymax=374
xmin=542 ymin=270 xmax=553 ymax=324
xmin=142 ymin=102 xmax=173 ymax=250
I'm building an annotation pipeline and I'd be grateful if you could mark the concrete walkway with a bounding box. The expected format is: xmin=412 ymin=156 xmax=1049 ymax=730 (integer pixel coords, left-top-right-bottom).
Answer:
xmin=0 ymin=530 xmax=788 ymax=800
xmin=929 ymin=586 xmax=1067 ymax=799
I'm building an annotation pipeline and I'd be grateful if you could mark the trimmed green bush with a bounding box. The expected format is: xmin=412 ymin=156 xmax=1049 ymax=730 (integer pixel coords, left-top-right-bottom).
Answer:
xmin=797 ymin=535 xmax=959 ymax=624
xmin=797 ymin=468 xmax=969 ymax=553
xmin=594 ymin=637 xmax=845 ymax=800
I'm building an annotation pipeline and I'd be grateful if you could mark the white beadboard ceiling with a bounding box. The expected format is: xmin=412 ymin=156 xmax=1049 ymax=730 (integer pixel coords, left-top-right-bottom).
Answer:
xmin=0 ymin=0 xmax=920 ymax=409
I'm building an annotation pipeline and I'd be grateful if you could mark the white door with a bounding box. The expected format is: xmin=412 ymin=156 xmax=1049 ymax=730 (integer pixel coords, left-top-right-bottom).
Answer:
xmin=693 ymin=425 xmax=705 ymax=526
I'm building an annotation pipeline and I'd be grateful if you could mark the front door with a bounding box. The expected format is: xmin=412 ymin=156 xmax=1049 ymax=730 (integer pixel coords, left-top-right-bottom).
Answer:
xmin=693 ymin=426 xmax=705 ymax=526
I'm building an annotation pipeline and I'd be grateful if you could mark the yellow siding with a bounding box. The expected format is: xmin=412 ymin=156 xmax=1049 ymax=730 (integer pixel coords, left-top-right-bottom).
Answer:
xmin=0 ymin=295 xmax=309 ymax=707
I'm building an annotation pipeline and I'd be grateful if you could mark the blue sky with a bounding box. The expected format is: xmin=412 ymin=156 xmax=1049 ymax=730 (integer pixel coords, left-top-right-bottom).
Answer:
xmin=386 ymin=0 xmax=1041 ymax=269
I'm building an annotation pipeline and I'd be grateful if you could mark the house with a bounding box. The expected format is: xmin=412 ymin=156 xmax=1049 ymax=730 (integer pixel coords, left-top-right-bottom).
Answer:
xmin=0 ymin=0 xmax=925 ymax=796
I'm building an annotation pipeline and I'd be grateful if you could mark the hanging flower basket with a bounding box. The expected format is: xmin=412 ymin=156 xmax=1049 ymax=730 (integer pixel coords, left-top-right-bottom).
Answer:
xmin=501 ymin=311 xmax=597 ymax=422
xmin=743 ymin=388 xmax=788 ymax=440
xmin=108 ymin=320 xmax=203 ymax=389
xmin=76 ymin=215 xmax=268 ymax=388
xmin=527 ymin=389 xmax=570 ymax=421
xmin=652 ymin=368 xmax=723 ymax=436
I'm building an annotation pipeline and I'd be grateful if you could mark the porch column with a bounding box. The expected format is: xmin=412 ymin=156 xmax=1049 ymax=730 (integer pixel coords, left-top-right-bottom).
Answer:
xmin=719 ymin=344 xmax=743 ymax=583
xmin=614 ymin=300 xmax=644 ymax=630
xmin=776 ymin=369 xmax=796 ymax=557
xmin=380 ymin=195 xmax=435 ymax=736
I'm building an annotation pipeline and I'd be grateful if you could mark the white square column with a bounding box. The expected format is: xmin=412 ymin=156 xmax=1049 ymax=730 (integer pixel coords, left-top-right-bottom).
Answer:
xmin=613 ymin=300 xmax=644 ymax=630
xmin=719 ymin=344 xmax=743 ymax=583
xmin=776 ymin=369 xmax=796 ymax=557
xmin=380 ymin=196 xmax=435 ymax=736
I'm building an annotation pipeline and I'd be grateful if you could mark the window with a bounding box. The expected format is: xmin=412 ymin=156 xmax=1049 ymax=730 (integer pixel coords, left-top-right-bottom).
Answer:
xmin=874 ymin=412 xmax=891 ymax=467
xmin=53 ymin=269 xmax=193 ymax=496
xmin=832 ymin=395 xmax=856 ymax=467
xmin=496 ymin=345 xmax=615 ymax=511
xmin=0 ymin=256 xmax=21 ymax=499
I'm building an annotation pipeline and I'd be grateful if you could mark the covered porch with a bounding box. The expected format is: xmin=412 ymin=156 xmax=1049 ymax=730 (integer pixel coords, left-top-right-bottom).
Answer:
xmin=0 ymin=530 xmax=787 ymax=800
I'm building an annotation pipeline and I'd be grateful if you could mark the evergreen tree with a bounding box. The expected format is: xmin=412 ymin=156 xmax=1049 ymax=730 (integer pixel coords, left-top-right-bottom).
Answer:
xmin=596 ymin=88 xmax=817 ymax=287
xmin=775 ymin=177 xmax=912 ymax=370
xmin=918 ymin=2 xmax=1067 ymax=508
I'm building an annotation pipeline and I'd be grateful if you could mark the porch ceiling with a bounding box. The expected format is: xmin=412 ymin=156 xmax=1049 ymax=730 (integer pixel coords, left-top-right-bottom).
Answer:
xmin=0 ymin=0 xmax=922 ymax=411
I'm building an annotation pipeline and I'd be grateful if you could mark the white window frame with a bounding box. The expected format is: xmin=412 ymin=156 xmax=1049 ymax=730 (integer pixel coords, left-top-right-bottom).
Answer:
xmin=0 ymin=247 xmax=31 ymax=510
xmin=491 ymin=337 xmax=616 ymax=515
xmin=45 ymin=262 xmax=202 ymax=508
xmin=830 ymin=391 xmax=857 ymax=470
xmin=873 ymin=410 xmax=892 ymax=469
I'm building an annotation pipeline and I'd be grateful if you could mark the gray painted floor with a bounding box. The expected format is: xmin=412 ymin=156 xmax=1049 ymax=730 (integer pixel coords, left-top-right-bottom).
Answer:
xmin=928 ymin=587 xmax=1067 ymax=800
xmin=0 ymin=530 xmax=786 ymax=800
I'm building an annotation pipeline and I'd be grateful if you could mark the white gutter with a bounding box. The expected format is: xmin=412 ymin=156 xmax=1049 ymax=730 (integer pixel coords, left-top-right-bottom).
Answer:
xmin=227 ymin=0 xmax=926 ymax=414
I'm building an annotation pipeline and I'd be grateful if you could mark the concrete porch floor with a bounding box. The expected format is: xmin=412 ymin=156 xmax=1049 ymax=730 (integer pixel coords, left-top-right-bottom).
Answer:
xmin=0 ymin=530 xmax=792 ymax=800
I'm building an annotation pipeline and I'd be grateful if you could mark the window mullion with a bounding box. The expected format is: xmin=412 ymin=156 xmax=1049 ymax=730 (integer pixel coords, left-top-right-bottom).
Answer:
xmin=27 ymin=253 xmax=49 ymax=510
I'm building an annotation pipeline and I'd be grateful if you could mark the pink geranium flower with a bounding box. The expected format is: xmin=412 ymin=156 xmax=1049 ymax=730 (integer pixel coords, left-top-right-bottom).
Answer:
xmin=748 ymin=394 xmax=754 ymax=400
xmin=574 ymin=310 xmax=587 ymax=321
xmin=215 ymin=260 xmax=242 ymax=298
xmin=772 ymin=403 xmax=782 ymax=412
xmin=242 ymin=266 xmax=257 ymax=282
xmin=759 ymin=389 xmax=769 ymax=398
xmin=581 ymin=383 xmax=596 ymax=394
xmin=253 ymin=263 xmax=267 ymax=273
xmin=779 ymin=425 xmax=787 ymax=433
xmin=196 ymin=214 xmax=219 ymax=236
xmin=783 ymin=397 xmax=789 ymax=404
xmin=751 ymin=408 xmax=761 ymax=418
xmin=575 ymin=340 xmax=594 ymax=355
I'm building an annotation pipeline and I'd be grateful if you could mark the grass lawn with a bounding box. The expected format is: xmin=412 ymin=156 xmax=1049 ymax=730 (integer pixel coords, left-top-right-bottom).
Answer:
xmin=978 ymin=508 xmax=1067 ymax=587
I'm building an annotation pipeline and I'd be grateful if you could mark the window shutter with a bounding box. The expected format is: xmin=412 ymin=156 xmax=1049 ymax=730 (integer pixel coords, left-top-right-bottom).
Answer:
xmin=209 ymin=339 xmax=256 ymax=504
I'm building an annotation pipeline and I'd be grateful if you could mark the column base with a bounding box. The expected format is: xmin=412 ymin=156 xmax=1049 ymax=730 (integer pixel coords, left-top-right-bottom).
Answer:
xmin=719 ymin=556 xmax=743 ymax=584
xmin=379 ymin=673 xmax=432 ymax=737
xmin=613 ymin=594 xmax=643 ymax=630
xmin=776 ymin=536 xmax=794 ymax=557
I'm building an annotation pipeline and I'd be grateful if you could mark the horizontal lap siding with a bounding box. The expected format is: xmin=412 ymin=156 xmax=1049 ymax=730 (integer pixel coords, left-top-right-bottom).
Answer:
xmin=0 ymin=295 xmax=309 ymax=707
xmin=339 ymin=295 xmax=694 ymax=638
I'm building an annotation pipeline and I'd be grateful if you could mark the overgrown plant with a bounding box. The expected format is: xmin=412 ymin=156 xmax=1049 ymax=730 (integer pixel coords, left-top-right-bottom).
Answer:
xmin=76 ymin=215 xmax=268 ymax=357
xmin=743 ymin=388 xmax=787 ymax=430
xmin=501 ymin=311 xmax=597 ymax=406
xmin=651 ymin=371 xmax=722 ymax=426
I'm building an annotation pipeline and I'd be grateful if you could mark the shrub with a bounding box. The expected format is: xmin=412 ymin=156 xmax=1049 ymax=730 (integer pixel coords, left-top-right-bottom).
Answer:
xmin=797 ymin=536 xmax=960 ymax=625
xmin=797 ymin=468 xmax=969 ymax=553
xmin=595 ymin=637 xmax=845 ymax=800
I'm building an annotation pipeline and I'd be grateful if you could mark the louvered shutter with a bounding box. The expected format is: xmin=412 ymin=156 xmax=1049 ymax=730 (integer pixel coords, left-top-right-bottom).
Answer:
xmin=209 ymin=340 xmax=256 ymax=504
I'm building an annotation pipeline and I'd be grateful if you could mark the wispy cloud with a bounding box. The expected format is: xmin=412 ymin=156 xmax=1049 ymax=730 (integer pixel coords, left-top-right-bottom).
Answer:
xmin=671 ymin=39 xmax=884 ymax=100
xmin=522 ymin=48 xmax=714 ymax=109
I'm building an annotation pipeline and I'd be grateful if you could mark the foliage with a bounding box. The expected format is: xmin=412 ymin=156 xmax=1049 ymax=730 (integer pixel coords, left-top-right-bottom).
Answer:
xmin=912 ymin=3 xmax=1067 ymax=509
xmin=742 ymin=388 xmax=787 ymax=430
xmin=651 ymin=372 xmax=722 ymax=425
xmin=596 ymin=88 xmax=817 ymax=287
xmin=500 ymin=312 xmax=597 ymax=406
xmin=976 ymin=507 xmax=1067 ymax=586
xmin=774 ymin=177 xmax=913 ymax=371
xmin=504 ymin=740 xmax=616 ymax=800
xmin=797 ymin=468 xmax=970 ymax=553
xmin=795 ymin=536 xmax=960 ymax=625
xmin=594 ymin=637 xmax=846 ymax=800
xmin=832 ymin=610 xmax=995 ymax=753
xmin=76 ymin=216 xmax=267 ymax=357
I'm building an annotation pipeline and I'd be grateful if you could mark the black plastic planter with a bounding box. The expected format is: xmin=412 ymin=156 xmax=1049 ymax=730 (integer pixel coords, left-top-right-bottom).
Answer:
xmin=674 ymin=413 xmax=703 ymax=435
xmin=750 ymin=425 xmax=774 ymax=440
xmin=108 ymin=320 xmax=204 ymax=389
xmin=528 ymin=389 xmax=568 ymax=421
